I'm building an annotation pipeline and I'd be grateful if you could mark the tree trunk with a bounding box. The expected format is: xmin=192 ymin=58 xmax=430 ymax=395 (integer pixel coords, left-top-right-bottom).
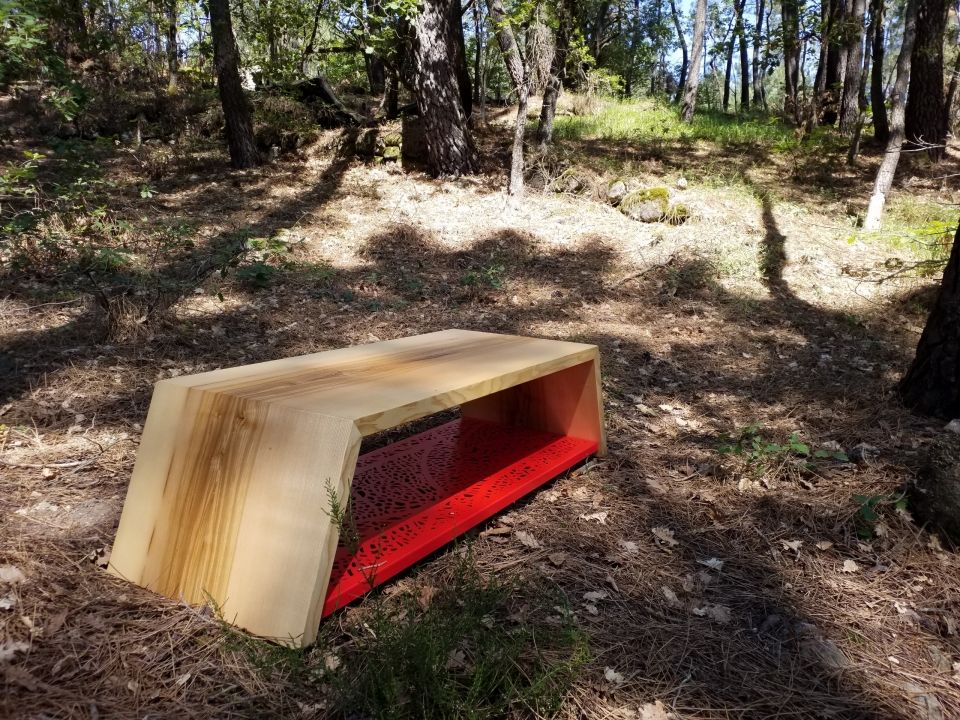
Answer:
xmin=166 ymin=0 xmax=178 ymax=91
xmin=365 ymin=0 xmax=387 ymax=95
xmin=839 ymin=0 xmax=867 ymax=136
xmin=738 ymin=0 xmax=750 ymax=110
xmin=412 ymin=0 xmax=479 ymax=176
xmin=946 ymin=48 xmax=960 ymax=132
xmin=752 ymin=0 xmax=765 ymax=107
xmin=537 ymin=0 xmax=571 ymax=147
xmin=448 ymin=0 xmax=473 ymax=118
xmin=680 ymin=0 xmax=707 ymax=122
xmin=899 ymin=222 xmax=960 ymax=417
xmin=723 ymin=13 xmax=737 ymax=112
xmin=472 ymin=0 xmax=483 ymax=104
xmin=209 ymin=0 xmax=260 ymax=169
xmin=781 ymin=0 xmax=801 ymax=123
xmin=905 ymin=0 xmax=948 ymax=161
xmin=864 ymin=0 xmax=917 ymax=231
xmin=670 ymin=0 xmax=689 ymax=104
xmin=486 ymin=0 xmax=528 ymax=196
xmin=869 ymin=0 xmax=888 ymax=143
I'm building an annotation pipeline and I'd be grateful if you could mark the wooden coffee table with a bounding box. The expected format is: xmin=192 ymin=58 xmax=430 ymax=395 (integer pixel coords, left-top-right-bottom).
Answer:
xmin=109 ymin=330 xmax=605 ymax=646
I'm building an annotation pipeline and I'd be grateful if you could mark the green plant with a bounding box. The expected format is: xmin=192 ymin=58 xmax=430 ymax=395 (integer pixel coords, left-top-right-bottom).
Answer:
xmin=853 ymin=492 xmax=907 ymax=538
xmin=235 ymin=261 xmax=277 ymax=288
xmin=460 ymin=263 xmax=506 ymax=290
xmin=329 ymin=552 xmax=588 ymax=720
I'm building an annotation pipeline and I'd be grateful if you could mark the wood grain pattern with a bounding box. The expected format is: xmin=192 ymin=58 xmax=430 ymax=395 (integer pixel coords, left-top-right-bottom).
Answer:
xmin=109 ymin=329 xmax=604 ymax=646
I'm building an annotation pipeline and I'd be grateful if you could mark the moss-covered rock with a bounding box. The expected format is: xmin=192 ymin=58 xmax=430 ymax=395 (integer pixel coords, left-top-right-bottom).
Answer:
xmin=551 ymin=167 xmax=591 ymax=195
xmin=619 ymin=187 xmax=669 ymax=222
xmin=382 ymin=145 xmax=401 ymax=162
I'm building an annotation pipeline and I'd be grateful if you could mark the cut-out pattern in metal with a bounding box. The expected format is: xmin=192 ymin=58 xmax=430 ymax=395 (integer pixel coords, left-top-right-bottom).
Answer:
xmin=322 ymin=418 xmax=596 ymax=615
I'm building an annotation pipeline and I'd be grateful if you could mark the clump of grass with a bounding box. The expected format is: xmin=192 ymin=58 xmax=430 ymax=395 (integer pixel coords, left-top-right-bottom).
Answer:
xmin=329 ymin=552 xmax=588 ymax=720
xmin=552 ymin=98 xmax=804 ymax=152
xmin=872 ymin=197 xmax=956 ymax=272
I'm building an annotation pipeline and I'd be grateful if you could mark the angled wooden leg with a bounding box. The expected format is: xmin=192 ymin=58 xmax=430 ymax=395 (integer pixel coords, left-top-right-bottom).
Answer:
xmin=461 ymin=355 xmax=606 ymax=454
xmin=109 ymin=380 xmax=361 ymax=646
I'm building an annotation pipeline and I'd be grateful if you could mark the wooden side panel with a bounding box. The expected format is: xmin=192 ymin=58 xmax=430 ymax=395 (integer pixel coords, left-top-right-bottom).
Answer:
xmin=461 ymin=356 xmax=607 ymax=455
xmin=109 ymin=383 xmax=360 ymax=646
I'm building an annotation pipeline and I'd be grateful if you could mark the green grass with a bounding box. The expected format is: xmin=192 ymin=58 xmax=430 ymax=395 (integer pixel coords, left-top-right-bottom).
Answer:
xmin=862 ymin=196 xmax=956 ymax=272
xmin=552 ymin=98 xmax=808 ymax=152
xmin=329 ymin=553 xmax=588 ymax=720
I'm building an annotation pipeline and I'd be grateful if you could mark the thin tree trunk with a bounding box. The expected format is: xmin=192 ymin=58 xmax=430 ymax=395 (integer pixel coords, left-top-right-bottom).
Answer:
xmin=752 ymin=0 xmax=765 ymax=106
xmin=412 ymin=0 xmax=479 ymax=176
xmin=448 ymin=0 xmax=472 ymax=118
xmin=946 ymin=48 xmax=960 ymax=131
xmin=870 ymin=0 xmax=888 ymax=143
xmin=781 ymin=0 xmax=801 ymax=123
xmin=839 ymin=0 xmax=867 ymax=136
xmin=680 ymin=0 xmax=707 ymax=122
xmin=537 ymin=0 xmax=570 ymax=147
xmin=670 ymin=0 xmax=689 ymax=104
xmin=365 ymin=0 xmax=386 ymax=95
xmin=738 ymin=0 xmax=750 ymax=110
xmin=864 ymin=0 xmax=918 ymax=231
xmin=722 ymin=18 xmax=735 ymax=112
xmin=486 ymin=0 xmax=528 ymax=196
xmin=905 ymin=0 xmax=948 ymax=161
xmin=166 ymin=0 xmax=178 ymax=90
xmin=209 ymin=0 xmax=259 ymax=168
xmin=899 ymin=222 xmax=960 ymax=417
xmin=472 ymin=0 xmax=483 ymax=104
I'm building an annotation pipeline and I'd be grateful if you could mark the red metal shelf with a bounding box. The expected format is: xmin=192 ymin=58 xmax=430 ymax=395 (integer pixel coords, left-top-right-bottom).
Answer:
xmin=322 ymin=418 xmax=597 ymax=616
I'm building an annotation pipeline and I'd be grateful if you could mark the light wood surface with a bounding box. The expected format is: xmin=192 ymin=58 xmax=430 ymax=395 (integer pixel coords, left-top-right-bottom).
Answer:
xmin=109 ymin=329 xmax=604 ymax=646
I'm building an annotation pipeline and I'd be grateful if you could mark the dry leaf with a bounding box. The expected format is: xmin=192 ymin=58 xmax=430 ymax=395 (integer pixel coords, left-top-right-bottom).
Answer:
xmin=815 ymin=541 xmax=834 ymax=550
xmin=782 ymin=540 xmax=802 ymax=552
xmin=548 ymin=552 xmax=566 ymax=567
xmin=652 ymin=527 xmax=679 ymax=547
xmin=175 ymin=672 xmax=192 ymax=687
xmin=0 ymin=594 xmax=16 ymax=611
xmin=0 ymin=640 xmax=29 ymax=663
xmin=842 ymin=560 xmax=860 ymax=573
xmin=580 ymin=511 xmax=609 ymax=524
xmin=324 ymin=654 xmax=341 ymax=672
xmin=514 ymin=530 xmax=541 ymax=549
xmin=692 ymin=604 xmax=732 ymax=624
xmin=583 ymin=590 xmax=609 ymax=603
xmin=445 ymin=649 xmax=467 ymax=670
xmin=583 ymin=603 xmax=599 ymax=615
xmin=639 ymin=700 xmax=673 ymax=720
xmin=661 ymin=586 xmax=680 ymax=607
xmin=0 ymin=566 xmax=26 ymax=585
xmin=620 ymin=540 xmax=640 ymax=554
xmin=698 ymin=557 xmax=724 ymax=571
xmin=604 ymin=667 xmax=625 ymax=684
xmin=418 ymin=585 xmax=438 ymax=610
xmin=44 ymin=609 xmax=68 ymax=637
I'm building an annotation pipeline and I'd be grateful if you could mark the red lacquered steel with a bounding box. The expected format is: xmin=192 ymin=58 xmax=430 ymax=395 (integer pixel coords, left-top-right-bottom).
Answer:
xmin=322 ymin=418 xmax=597 ymax=615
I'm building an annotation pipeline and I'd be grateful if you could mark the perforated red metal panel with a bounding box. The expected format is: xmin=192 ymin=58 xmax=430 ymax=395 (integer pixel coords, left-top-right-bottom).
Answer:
xmin=322 ymin=418 xmax=597 ymax=616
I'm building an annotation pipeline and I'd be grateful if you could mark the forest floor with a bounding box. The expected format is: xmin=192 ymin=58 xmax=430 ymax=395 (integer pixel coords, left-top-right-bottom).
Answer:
xmin=4 ymin=95 xmax=960 ymax=719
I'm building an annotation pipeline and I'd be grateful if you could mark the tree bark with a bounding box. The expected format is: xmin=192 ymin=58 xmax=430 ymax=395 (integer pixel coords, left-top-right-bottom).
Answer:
xmin=864 ymin=0 xmax=918 ymax=231
xmin=448 ymin=0 xmax=473 ymax=118
xmin=472 ymin=0 xmax=483 ymax=104
xmin=670 ymin=0 xmax=689 ymax=104
xmin=839 ymin=0 xmax=867 ymax=136
xmin=869 ymin=0 xmax=888 ymax=143
xmin=209 ymin=0 xmax=260 ymax=169
xmin=752 ymin=0 xmax=766 ymax=107
xmin=899 ymin=222 xmax=960 ymax=418
xmin=905 ymin=0 xmax=948 ymax=161
xmin=781 ymin=0 xmax=801 ymax=123
xmin=166 ymin=0 xmax=178 ymax=90
xmin=680 ymin=0 xmax=707 ymax=122
xmin=412 ymin=0 xmax=479 ymax=176
xmin=946 ymin=48 xmax=960 ymax=132
xmin=738 ymin=0 xmax=750 ymax=110
xmin=537 ymin=0 xmax=571 ymax=147
xmin=486 ymin=0 xmax=528 ymax=196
